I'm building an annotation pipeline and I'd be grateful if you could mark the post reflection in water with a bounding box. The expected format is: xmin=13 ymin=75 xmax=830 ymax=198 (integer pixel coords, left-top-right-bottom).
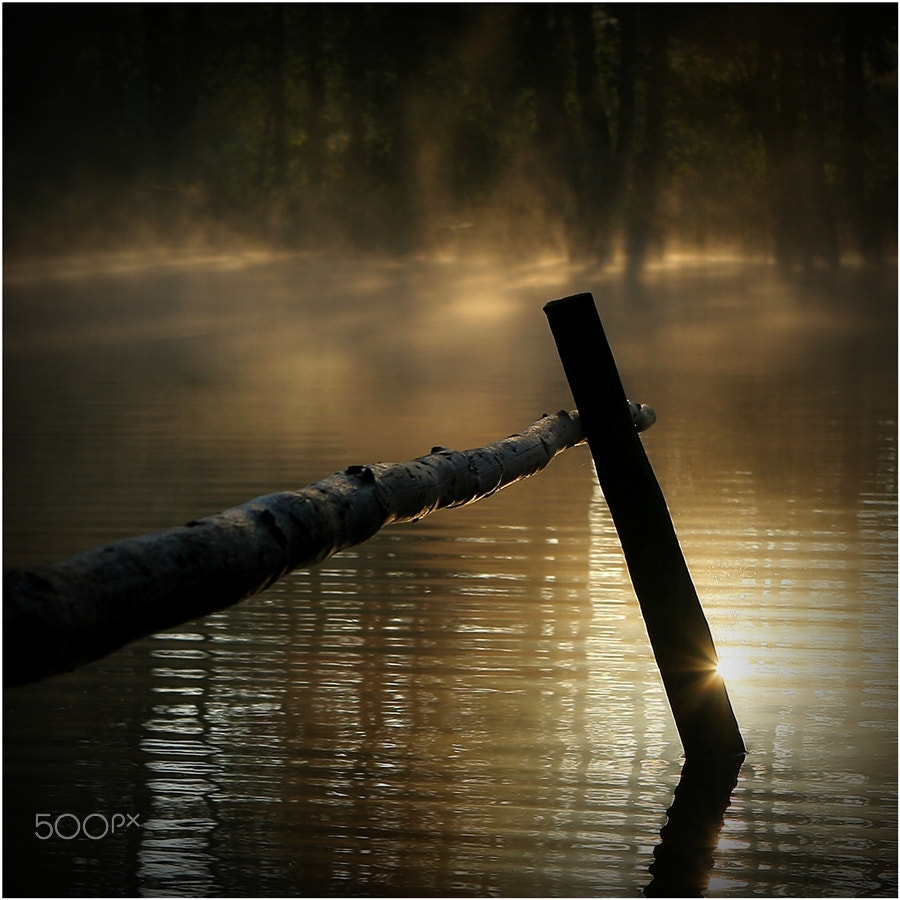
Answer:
xmin=644 ymin=755 xmax=744 ymax=897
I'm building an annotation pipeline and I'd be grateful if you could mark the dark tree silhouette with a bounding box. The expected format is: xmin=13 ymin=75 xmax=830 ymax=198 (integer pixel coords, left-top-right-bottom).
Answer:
xmin=3 ymin=3 xmax=895 ymax=269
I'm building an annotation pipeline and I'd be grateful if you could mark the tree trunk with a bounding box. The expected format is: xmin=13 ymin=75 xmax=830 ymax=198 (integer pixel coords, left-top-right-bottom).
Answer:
xmin=625 ymin=10 xmax=670 ymax=291
xmin=269 ymin=4 xmax=288 ymax=192
xmin=613 ymin=5 xmax=636 ymax=196
xmin=301 ymin=4 xmax=326 ymax=188
xmin=841 ymin=9 xmax=880 ymax=262
xmin=4 ymin=406 xmax=655 ymax=688
xmin=568 ymin=4 xmax=616 ymax=263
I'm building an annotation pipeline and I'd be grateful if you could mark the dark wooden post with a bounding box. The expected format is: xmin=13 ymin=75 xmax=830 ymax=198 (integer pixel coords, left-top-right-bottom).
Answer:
xmin=544 ymin=292 xmax=745 ymax=759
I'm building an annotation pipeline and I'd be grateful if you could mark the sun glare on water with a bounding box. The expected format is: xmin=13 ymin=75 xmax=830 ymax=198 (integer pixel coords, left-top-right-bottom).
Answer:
xmin=715 ymin=647 xmax=756 ymax=684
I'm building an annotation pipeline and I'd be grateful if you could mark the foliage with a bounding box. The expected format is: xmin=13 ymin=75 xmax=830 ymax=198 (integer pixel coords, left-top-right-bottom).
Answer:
xmin=3 ymin=3 xmax=896 ymax=267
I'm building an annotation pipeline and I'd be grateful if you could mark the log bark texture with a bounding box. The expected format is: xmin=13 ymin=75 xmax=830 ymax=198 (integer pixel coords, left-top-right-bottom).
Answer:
xmin=5 ymin=405 xmax=653 ymax=687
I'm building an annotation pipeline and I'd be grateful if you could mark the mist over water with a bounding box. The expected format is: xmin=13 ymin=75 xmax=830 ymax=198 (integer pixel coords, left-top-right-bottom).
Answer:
xmin=3 ymin=250 xmax=896 ymax=897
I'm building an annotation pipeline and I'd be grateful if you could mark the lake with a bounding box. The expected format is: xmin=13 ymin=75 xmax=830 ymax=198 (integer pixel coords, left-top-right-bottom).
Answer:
xmin=3 ymin=251 xmax=896 ymax=896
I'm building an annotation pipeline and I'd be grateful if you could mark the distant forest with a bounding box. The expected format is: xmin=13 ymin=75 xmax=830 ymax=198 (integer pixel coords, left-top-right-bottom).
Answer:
xmin=4 ymin=4 xmax=897 ymax=270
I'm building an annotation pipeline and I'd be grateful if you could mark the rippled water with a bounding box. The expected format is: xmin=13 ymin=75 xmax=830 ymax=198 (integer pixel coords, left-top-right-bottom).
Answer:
xmin=3 ymin=253 xmax=896 ymax=896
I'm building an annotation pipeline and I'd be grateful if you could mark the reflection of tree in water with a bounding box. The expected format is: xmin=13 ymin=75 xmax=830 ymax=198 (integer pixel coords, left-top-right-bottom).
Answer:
xmin=645 ymin=755 xmax=744 ymax=897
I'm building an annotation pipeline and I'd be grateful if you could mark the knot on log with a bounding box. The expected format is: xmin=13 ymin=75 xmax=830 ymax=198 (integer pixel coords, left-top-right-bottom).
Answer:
xmin=345 ymin=464 xmax=376 ymax=484
xmin=629 ymin=401 xmax=657 ymax=432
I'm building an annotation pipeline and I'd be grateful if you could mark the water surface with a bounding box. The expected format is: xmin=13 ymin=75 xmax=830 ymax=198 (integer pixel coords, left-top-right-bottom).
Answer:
xmin=3 ymin=253 xmax=896 ymax=896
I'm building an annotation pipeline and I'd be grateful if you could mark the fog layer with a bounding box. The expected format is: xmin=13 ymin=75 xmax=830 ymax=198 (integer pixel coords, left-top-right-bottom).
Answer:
xmin=4 ymin=5 xmax=897 ymax=271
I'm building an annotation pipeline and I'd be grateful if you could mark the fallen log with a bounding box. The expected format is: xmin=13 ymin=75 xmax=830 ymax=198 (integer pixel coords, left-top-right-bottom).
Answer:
xmin=4 ymin=403 xmax=655 ymax=688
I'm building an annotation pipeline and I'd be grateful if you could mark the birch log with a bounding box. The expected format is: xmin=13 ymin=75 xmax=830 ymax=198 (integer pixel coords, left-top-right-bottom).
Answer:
xmin=5 ymin=404 xmax=655 ymax=687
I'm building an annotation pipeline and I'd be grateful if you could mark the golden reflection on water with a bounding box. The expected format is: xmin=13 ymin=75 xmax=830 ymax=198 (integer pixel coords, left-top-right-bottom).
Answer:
xmin=714 ymin=648 xmax=756 ymax=684
xmin=3 ymin=256 xmax=896 ymax=896
xmin=126 ymin=488 xmax=692 ymax=895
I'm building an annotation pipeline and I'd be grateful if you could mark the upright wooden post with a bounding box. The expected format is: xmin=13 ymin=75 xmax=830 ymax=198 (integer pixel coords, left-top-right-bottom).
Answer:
xmin=544 ymin=292 xmax=745 ymax=759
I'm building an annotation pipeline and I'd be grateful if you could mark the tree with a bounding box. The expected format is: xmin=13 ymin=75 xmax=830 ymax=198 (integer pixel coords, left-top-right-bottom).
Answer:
xmin=3 ymin=4 xmax=896 ymax=266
